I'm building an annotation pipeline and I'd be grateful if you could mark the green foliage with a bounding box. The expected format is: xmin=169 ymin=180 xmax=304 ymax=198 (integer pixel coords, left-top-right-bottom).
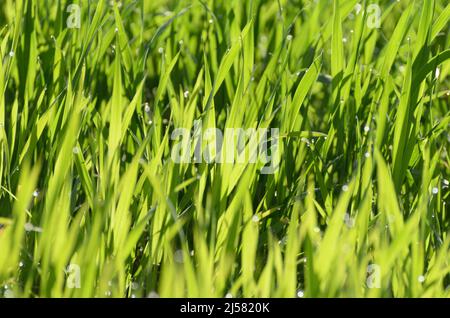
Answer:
xmin=0 ymin=0 xmax=449 ymax=298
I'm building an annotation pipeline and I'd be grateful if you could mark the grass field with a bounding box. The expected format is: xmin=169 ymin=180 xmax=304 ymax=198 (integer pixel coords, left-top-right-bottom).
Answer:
xmin=0 ymin=0 xmax=449 ymax=298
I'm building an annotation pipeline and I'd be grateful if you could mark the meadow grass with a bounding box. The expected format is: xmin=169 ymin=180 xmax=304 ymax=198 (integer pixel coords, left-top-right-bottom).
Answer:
xmin=0 ymin=0 xmax=449 ymax=298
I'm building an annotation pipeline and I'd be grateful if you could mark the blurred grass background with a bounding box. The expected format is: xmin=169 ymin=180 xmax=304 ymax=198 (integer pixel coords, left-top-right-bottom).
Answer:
xmin=0 ymin=0 xmax=449 ymax=297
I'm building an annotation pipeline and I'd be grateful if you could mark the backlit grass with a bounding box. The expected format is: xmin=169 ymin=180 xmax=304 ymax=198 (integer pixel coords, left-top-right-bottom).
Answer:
xmin=0 ymin=0 xmax=449 ymax=298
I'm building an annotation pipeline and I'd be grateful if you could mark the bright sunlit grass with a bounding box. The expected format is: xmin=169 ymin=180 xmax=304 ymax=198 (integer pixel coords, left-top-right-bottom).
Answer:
xmin=0 ymin=0 xmax=449 ymax=298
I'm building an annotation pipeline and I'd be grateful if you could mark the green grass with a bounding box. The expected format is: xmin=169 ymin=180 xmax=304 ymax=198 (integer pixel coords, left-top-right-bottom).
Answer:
xmin=0 ymin=0 xmax=449 ymax=298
